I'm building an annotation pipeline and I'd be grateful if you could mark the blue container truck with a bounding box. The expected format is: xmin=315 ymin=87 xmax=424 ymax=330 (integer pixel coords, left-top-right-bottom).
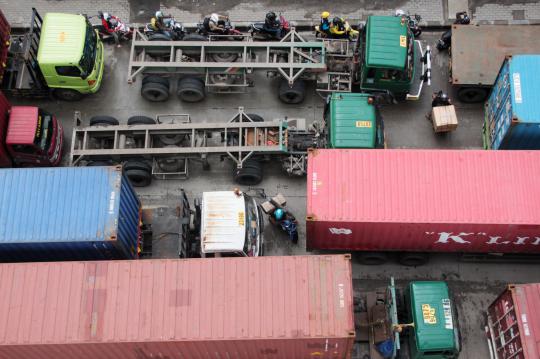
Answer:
xmin=0 ymin=166 xmax=142 ymax=261
xmin=484 ymin=55 xmax=540 ymax=149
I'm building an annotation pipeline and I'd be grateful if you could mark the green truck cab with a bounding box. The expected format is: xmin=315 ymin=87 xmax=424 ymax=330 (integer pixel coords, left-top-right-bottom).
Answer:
xmin=406 ymin=281 xmax=460 ymax=358
xmin=357 ymin=16 xmax=431 ymax=100
xmin=1 ymin=8 xmax=104 ymax=100
xmin=325 ymin=93 xmax=385 ymax=149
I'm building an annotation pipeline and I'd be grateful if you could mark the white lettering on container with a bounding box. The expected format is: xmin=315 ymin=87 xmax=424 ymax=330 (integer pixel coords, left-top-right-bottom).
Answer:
xmin=514 ymin=237 xmax=528 ymax=245
xmin=329 ymin=228 xmax=352 ymax=235
xmin=312 ymin=172 xmax=318 ymax=195
xmin=338 ymin=283 xmax=345 ymax=308
xmin=109 ymin=191 xmax=116 ymax=214
xmin=434 ymin=232 xmax=473 ymax=244
xmin=486 ymin=236 xmax=510 ymax=245
xmin=513 ymin=73 xmax=522 ymax=104
xmin=522 ymin=314 xmax=530 ymax=336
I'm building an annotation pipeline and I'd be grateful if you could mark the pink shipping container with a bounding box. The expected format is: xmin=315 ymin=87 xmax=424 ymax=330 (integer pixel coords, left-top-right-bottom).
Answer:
xmin=0 ymin=255 xmax=355 ymax=359
xmin=307 ymin=149 xmax=540 ymax=255
xmin=486 ymin=283 xmax=540 ymax=359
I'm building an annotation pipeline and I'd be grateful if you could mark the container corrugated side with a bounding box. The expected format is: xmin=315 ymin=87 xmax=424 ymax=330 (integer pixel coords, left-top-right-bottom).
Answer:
xmin=487 ymin=283 xmax=540 ymax=358
xmin=486 ymin=55 xmax=540 ymax=150
xmin=306 ymin=149 xmax=540 ymax=253
xmin=0 ymin=255 xmax=355 ymax=359
xmin=0 ymin=166 xmax=140 ymax=261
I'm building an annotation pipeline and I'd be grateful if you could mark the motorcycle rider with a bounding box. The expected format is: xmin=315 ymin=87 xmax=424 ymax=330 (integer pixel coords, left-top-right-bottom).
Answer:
xmin=263 ymin=11 xmax=282 ymax=39
xmin=330 ymin=17 xmax=347 ymax=38
xmin=432 ymin=90 xmax=451 ymax=107
xmin=271 ymin=208 xmax=299 ymax=244
xmin=150 ymin=11 xmax=172 ymax=33
xmin=318 ymin=11 xmax=331 ymax=36
xmin=203 ymin=13 xmax=229 ymax=34
xmin=98 ymin=11 xmax=121 ymax=46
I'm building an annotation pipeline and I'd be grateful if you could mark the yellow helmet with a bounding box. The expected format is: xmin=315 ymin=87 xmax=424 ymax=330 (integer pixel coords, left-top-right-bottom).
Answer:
xmin=321 ymin=11 xmax=330 ymax=19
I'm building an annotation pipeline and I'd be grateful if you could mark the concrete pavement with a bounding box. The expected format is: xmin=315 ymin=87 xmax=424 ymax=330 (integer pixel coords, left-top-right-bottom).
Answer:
xmin=2 ymin=0 xmax=540 ymax=27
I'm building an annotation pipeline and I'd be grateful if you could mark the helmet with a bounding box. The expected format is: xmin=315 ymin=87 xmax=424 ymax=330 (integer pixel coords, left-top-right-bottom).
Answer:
xmin=440 ymin=92 xmax=448 ymax=101
xmin=103 ymin=12 xmax=110 ymax=20
xmin=274 ymin=208 xmax=284 ymax=220
xmin=333 ymin=17 xmax=343 ymax=26
xmin=155 ymin=11 xmax=163 ymax=19
xmin=266 ymin=11 xmax=277 ymax=23
xmin=321 ymin=11 xmax=330 ymax=19
xmin=210 ymin=13 xmax=219 ymax=23
xmin=395 ymin=9 xmax=406 ymax=17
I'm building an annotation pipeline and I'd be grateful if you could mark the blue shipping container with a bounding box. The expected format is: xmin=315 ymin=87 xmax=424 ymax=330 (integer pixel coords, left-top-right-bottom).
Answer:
xmin=484 ymin=55 xmax=540 ymax=149
xmin=0 ymin=166 xmax=141 ymax=262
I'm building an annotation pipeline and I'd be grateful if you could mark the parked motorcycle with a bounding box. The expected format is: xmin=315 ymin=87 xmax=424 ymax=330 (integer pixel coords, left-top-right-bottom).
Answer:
xmin=197 ymin=18 xmax=243 ymax=39
xmin=94 ymin=11 xmax=133 ymax=43
xmin=249 ymin=13 xmax=290 ymax=41
xmin=436 ymin=11 xmax=470 ymax=51
xmin=395 ymin=9 xmax=422 ymax=38
xmin=144 ymin=16 xmax=186 ymax=41
xmin=261 ymin=193 xmax=299 ymax=244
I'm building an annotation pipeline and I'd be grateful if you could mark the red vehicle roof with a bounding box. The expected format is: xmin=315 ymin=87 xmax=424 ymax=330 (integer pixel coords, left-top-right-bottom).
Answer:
xmin=5 ymin=106 xmax=38 ymax=145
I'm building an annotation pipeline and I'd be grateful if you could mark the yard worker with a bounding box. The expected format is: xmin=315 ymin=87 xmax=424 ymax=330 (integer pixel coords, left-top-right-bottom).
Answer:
xmin=329 ymin=17 xmax=359 ymax=39
xmin=203 ymin=13 xmax=229 ymax=34
xmin=318 ymin=11 xmax=332 ymax=36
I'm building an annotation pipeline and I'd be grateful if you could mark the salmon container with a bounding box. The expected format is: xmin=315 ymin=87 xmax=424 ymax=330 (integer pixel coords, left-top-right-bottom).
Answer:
xmin=306 ymin=149 xmax=540 ymax=253
xmin=0 ymin=255 xmax=355 ymax=358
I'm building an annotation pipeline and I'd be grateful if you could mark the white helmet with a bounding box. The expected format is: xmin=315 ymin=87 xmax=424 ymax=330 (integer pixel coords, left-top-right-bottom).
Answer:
xmin=155 ymin=11 xmax=163 ymax=19
xmin=395 ymin=9 xmax=406 ymax=17
xmin=103 ymin=12 xmax=110 ymax=20
xmin=210 ymin=13 xmax=219 ymax=23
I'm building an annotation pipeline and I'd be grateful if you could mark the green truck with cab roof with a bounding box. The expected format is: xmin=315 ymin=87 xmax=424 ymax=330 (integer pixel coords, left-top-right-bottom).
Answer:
xmin=0 ymin=8 xmax=104 ymax=101
xmin=358 ymin=279 xmax=460 ymax=359
xmin=356 ymin=15 xmax=431 ymax=101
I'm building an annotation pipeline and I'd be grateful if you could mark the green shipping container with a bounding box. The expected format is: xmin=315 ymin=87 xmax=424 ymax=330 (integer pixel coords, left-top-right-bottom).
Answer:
xmin=407 ymin=281 xmax=460 ymax=359
xmin=327 ymin=93 xmax=379 ymax=149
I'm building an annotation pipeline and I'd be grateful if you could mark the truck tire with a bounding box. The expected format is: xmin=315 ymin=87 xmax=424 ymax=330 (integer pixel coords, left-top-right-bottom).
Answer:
xmin=142 ymin=75 xmax=169 ymax=87
xmin=146 ymin=33 xmax=172 ymax=57
xmin=54 ymin=88 xmax=84 ymax=101
xmin=86 ymin=161 xmax=112 ymax=166
xmin=210 ymin=52 xmax=238 ymax=63
xmin=234 ymin=113 xmax=264 ymax=122
xmin=457 ymin=87 xmax=488 ymax=103
xmin=233 ymin=159 xmax=263 ymax=185
xmin=278 ymin=79 xmax=305 ymax=104
xmin=182 ymin=34 xmax=209 ymax=57
xmin=177 ymin=77 xmax=205 ymax=103
xmin=124 ymin=161 xmax=152 ymax=187
xmin=89 ymin=116 xmax=119 ymax=126
xmin=157 ymin=148 xmax=186 ymax=173
xmin=357 ymin=252 xmax=388 ymax=265
xmin=141 ymin=82 xmax=170 ymax=102
xmin=398 ymin=252 xmax=429 ymax=266
xmin=127 ymin=116 xmax=156 ymax=125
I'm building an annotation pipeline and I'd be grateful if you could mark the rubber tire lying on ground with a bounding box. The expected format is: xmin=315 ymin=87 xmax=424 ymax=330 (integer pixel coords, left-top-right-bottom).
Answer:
xmin=141 ymin=81 xmax=170 ymax=102
xmin=177 ymin=77 xmax=205 ymax=103
xmin=278 ymin=79 xmax=306 ymax=104
xmin=89 ymin=116 xmax=119 ymax=126
xmin=127 ymin=116 xmax=156 ymax=125
xmin=233 ymin=159 xmax=263 ymax=185
xmin=124 ymin=161 xmax=152 ymax=187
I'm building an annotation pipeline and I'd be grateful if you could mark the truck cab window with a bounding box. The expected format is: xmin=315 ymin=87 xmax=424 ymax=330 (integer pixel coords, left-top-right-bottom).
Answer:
xmin=56 ymin=66 xmax=82 ymax=77
xmin=79 ymin=22 xmax=97 ymax=77
xmin=366 ymin=68 xmax=375 ymax=83
xmin=11 ymin=144 xmax=36 ymax=154
xmin=35 ymin=113 xmax=53 ymax=151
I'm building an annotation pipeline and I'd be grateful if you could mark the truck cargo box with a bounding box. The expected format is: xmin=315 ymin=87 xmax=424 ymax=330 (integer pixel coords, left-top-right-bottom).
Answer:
xmin=0 ymin=166 xmax=141 ymax=261
xmin=484 ymin=55 xmax=540 ymax=149
xmin=306 ymin=149 xmax=540 ymax=253
xmin=486 ymin=283 xmax=540 ymax=359
xmin=0 ymin=255 xmax=355 ymax=359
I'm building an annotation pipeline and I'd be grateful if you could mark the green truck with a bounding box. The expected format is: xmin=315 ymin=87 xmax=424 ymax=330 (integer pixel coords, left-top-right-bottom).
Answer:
xmin=358 ymin=279 xmax=460 ymax=358
xmin=0 ymin=8 xmax=104 ymax=100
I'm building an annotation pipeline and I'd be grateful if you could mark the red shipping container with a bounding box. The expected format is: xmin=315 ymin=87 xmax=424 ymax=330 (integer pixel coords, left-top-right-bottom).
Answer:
xmin=486 ymin=283 xmax=540 ymax=359
xmin=307 ymin=149 xmax=540 ymax=253
xmin=0 ymin=255 xmax=355 ymax=359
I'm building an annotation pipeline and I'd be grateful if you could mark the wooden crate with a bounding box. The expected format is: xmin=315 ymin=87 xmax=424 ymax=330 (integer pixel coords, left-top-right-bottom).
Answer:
xmin=432 ymin=105 xmax=458 ymax=133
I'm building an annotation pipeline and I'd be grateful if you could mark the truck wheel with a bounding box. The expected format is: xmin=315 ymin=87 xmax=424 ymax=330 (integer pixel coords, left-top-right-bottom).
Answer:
xmin=54 ymin=88 xmax=83 ymax=101
xmin=234 ymin=113 xmax=264 ymax=122
xmin=89 ymin=116 xmax=119 ymax=126
xmin=457 ymin=87 xmax=488 ymax=103
xmin=146 ymin=33 xmax=172 ymax=57
xmin=357 ymin=252 xmax=388 ymax=265
xmin=127 ymin=116 xmax=156 ymax=125
xmin=233 ymin=159 xmax=263 ymax=185
xmin=157 ymin=150 xmax=186 ymax=173
xmin=86 ymin=161 xmax=112 ymax=166
xmin=124 ymin=161 xmax=152 ymax=187
xmin=158 ymin=133 xmax=185 ymax=145
xmin=142 ymin=75 xmax=169 ymax=87
xmin=141 ymin=82 xmax=170 ymax=102
xmin=278 ymin=79 xmax=305 ymax=104
xmin=182 ymin=34 xmax=209 ymax=57
xmin=210 ymin=52 xmax=238 ymax=63
xmin=398 ymin=252 xmax=429 ymax=266
xmin=177 ymin=77 xmax=205 ymax=103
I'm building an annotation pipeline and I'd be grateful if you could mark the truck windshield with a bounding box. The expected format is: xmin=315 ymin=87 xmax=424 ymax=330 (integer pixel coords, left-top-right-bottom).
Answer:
xmin=243 ymin=195 xmax=259 ymax=256
xmin=79 ymin=22 xmax=97 ymax=76
xmin=34 ymin=113 xmax=53 ymax=151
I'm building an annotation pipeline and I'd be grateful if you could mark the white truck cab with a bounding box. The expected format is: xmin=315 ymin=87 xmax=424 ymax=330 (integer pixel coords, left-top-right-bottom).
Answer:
xmin=199 ymin=190 xmax=263 ymax=257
